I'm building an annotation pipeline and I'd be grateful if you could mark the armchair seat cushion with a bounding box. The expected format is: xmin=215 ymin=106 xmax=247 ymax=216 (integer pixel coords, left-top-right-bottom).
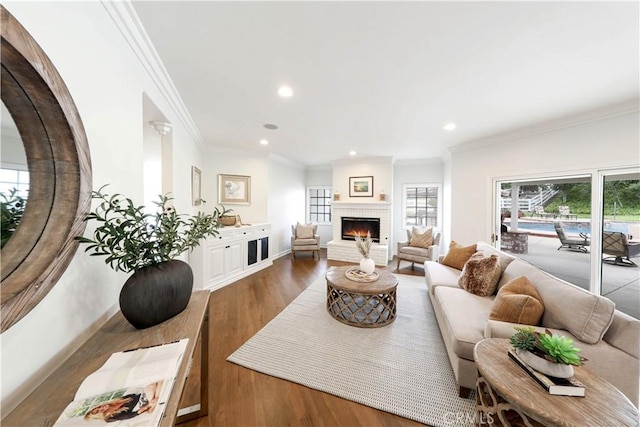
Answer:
xmin=399 ymin=246 xmax=430 ymax=257
xmin=294 ymin=238 xmax=318 ymax=246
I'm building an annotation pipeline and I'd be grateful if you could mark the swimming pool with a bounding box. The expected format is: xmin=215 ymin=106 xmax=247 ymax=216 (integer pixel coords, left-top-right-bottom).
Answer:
xmin=513 ymin=221 xmax=629 ymax=235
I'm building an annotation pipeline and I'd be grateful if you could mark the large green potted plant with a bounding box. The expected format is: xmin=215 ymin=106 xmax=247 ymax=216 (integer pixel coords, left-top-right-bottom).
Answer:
xmin=510 ymin=326 xmax=586 ymax=378
xmin=77 ymin=186 xmax=232 ymax=329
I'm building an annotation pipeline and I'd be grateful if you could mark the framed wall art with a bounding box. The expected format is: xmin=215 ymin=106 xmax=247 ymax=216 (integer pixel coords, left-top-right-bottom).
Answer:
xmin=218 ymin=174 xmax=251 ymax=204
xmin=349 ymin=176 xmax=374 ymax=197
xmin=191 ymin=166 xmax=202 ymax=206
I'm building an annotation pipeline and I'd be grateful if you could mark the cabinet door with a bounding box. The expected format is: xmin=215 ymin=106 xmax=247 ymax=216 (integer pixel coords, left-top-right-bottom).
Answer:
xmin=226 ymin=241 xmax=243 ymax=275
xmin=260 ymin=237 xmax=269 ymax=261
xmin=247 ymin=240 xmax=258 ymax=266
xmin=207 ymin=245 xmax=226 ymax=285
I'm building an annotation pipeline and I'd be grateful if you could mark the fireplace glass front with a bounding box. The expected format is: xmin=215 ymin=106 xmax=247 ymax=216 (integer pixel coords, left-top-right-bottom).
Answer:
xmin=341 ymin=217 xmax=380 ymax=243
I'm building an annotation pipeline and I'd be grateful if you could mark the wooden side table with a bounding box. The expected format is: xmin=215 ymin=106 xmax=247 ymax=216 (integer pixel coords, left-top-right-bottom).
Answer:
xmin=325 ymin=266 xmax=398 ymax=328
xmin=4 ymin=291 xmax=210 ymax=426
xmin=474 ymin=338 xmax=638 ymax=427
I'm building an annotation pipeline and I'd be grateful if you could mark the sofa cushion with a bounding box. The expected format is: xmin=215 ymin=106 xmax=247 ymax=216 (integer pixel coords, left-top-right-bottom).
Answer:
xmin=458 ymin=253 xmax=501 ymax=296
xmin=476 ymin=241 xmax=515 ymax=275
xmin=424 ymin=260 xmax=463 ymax=293
xmin=295 ymin=222 xmax=314 ymax=239
xmin=441 ymin=241 xmax=477 ymax=270
xmin=501 ymin=259 xmax=615 ymax=344
xmin=433 ymin=286 xmax=494 ymax=360
xmin=489 ymin=276 xmax=544 ymax=325
xmin=409 ymin=226 xmax=433 ymax=248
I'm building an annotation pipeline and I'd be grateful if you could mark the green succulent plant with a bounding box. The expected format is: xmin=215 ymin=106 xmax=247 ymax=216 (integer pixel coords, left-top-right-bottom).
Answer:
xmin=537 ymin=331 xmax=584 ymax=366
xmin=510 ymin=326 xmax=586 ymax=366
xmin=510 ymin=326 xmax=536 ymax=351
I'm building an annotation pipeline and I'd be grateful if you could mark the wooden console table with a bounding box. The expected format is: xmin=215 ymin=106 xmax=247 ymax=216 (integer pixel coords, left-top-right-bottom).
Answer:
xmin=4 ymin=291 xmax=210 ymax=426
xmin=474 ymin=338 xmax=638 ymax=426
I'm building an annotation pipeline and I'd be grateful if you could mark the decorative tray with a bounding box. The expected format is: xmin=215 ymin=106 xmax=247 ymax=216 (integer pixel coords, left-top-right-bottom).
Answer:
xmin=345 ymin=267 xmax=379 ymax=283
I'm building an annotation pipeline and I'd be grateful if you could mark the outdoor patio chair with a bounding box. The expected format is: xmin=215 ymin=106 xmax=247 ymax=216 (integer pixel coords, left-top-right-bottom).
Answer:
xmin=558 ymin=205 xmax=577 ymax=220
xmin=533 ymin=205 xmax=553 ymax=218
xmin=554 ymin=220 xmax=589 ymax=253
xmin=602 ymin=231 xmax=640 ymax=267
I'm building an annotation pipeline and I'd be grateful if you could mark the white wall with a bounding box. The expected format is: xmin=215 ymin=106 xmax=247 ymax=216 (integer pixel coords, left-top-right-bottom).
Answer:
xmin=268 ymin=156 xmax=306 ymax=257
xmin=392 ymin=159 xmax=445 ymax=253
xmin=449 ymin=113 xmax=640 ymax=245
xmin=331 ymin=157 xmax=392 ymax=202
xmin=1 ymin=2 xmax=205 ymax=415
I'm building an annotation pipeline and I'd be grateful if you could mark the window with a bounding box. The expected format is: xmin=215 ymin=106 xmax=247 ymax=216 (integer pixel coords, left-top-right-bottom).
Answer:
xmin=307 ymin=186 xmax=332 ymax=224
xmin=403 ymin=184 xmax=440 ymax=228
xmin=0 ymin=168 xmax=30 ymax=199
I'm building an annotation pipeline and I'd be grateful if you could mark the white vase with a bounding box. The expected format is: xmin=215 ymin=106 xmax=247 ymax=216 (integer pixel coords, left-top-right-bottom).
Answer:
xmin=516 ymin=349 xmax=574 ymax=378
xmin=359 ymin=257 xmax=375 ymax=274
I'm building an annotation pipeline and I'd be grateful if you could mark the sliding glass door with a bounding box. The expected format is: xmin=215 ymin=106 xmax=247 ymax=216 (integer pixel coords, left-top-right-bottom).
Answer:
xmin=599 ymin=170 xmax=640 ymax=318
xmin=495 ymin=169 xmax=639 ymax=320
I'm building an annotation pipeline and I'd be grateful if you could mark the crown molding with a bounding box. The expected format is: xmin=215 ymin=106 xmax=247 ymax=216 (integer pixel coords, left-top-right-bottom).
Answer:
xmin=331 ymin=156 xmax=394 ymax=166
xmin=101 ymin=1 xmax=205 ymax=149
xmin=448 ymin=99 xmax=639 ymax=154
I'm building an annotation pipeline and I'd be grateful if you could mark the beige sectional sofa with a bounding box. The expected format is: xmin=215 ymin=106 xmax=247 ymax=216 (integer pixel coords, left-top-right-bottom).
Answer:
xmin=424 ymin=241 xmax=639 ymax=407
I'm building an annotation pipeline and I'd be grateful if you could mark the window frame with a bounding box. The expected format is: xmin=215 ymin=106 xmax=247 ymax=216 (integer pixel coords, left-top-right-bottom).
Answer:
xmin=306 ymin=185 xmax=332 ymax=225
xmin=401 ymin=183 xmax=442 ymax=230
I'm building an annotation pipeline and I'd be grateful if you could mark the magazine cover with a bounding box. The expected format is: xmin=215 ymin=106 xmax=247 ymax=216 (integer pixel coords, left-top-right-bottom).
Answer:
xmin=54 ymin=339 xmax=188 ymax=426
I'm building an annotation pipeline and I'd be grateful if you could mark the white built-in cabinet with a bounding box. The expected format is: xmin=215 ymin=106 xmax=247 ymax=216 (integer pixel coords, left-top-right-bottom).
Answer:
xmin=190 ymin=223 xmax=272 ymax=291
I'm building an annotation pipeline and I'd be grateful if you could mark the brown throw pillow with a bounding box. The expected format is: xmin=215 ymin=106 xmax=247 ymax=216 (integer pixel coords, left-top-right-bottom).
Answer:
xmin=458 ymin=253 xmax=502 ymax=296
xmin=489 ymin=276 xmax=545 ymax=325
xmin=409 ymin=227 xmax=433 ymax=248
xmin=441 ymin=241 xmax=477 ymax=270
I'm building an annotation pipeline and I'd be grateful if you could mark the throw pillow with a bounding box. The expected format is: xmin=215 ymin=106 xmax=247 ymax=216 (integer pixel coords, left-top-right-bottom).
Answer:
xmin=441 ymin=241 xmax=477 ymax=270
xmin=458 ymin=253 xmax=502 ymax=296
xmin=489 ymin=276 xmax=545 ymax=325
xmin=409 ymin=227 xmax=433 ymax=248
xmin=296 ymin=222 xmax=314 ymax=239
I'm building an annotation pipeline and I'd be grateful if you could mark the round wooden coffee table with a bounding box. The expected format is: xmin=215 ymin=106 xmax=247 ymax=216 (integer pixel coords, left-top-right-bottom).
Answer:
xmin=325 ymin=266 xmax=398 ymax=328
xmin=474 ymin=338 xmax=639 ymax=426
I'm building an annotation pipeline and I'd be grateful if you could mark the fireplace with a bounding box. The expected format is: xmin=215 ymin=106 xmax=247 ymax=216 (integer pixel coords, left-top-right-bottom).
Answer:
xmin=341 ymin=217 xmax=380 ymax=243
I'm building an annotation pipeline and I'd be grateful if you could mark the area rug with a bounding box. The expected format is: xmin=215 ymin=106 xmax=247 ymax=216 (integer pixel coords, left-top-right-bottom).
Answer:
xmin=227 ymin=273 xmax=476 ymax=427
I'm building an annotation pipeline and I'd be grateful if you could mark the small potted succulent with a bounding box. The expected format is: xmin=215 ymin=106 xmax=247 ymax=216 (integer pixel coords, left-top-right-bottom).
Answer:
xmin=510 ymin=326 xmax=586 ymax=378
xmin=77 ymin=185 xmax=228 ymax=329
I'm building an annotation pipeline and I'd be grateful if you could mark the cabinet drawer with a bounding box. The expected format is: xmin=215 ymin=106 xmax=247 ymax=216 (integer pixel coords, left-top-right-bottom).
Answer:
xmin=235 ymin=229 xmax=254 ymax=240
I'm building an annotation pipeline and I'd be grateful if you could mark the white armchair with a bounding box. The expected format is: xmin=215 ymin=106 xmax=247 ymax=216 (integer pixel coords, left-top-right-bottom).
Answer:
xmin=397 ymin=228 xmax=441 ymax=270
xmin=291 ymin=223 xmax=320 ymax=260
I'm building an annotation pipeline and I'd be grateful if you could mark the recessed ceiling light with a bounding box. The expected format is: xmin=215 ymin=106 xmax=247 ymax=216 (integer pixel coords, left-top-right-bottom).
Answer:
xmin=443 ymin=122 xmax=456 ymax=131
xmin=349 ymin=150 xmax=357 ymax=156
xmin=259 ymin=139 xmax=269 ymax=146
xmin=278 ymin=85 xmax=293 ymax=98
xmin=264 ymin=123 xmax=278 ymax=130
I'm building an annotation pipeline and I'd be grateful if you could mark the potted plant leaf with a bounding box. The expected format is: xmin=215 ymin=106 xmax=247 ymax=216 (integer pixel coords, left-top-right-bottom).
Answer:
xmin=77 ymin=185 xmax=229 ymax=329
xmin=510 ymin=326 xmax=586 ymax=378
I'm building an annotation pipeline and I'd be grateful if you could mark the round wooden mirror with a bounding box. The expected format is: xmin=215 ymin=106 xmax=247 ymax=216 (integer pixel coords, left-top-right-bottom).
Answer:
xmin=1 ymin=6 xmax=92 ymax=332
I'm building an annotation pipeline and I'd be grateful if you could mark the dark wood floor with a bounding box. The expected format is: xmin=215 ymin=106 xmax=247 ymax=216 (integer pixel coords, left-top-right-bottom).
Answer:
xmin=181 ymin=251 xmax=428 ymax=427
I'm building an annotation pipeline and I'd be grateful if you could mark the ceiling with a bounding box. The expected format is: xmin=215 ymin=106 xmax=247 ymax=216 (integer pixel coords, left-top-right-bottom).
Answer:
xmin=132 ymin=1 xmax=639 ymax=167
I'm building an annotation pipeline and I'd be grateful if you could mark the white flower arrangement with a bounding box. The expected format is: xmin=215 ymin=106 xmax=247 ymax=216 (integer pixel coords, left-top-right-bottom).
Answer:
xmin=354 ymin=231 xmax=373 ymax=258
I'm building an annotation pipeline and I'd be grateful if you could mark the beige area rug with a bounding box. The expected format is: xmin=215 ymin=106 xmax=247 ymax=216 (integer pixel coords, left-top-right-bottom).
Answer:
xmin=227 ymin=273 xmax=476 ymax=427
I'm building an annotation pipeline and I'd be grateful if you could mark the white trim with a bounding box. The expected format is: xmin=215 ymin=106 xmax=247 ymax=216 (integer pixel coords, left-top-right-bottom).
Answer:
xmin=101 ymin=0 xmax=205 ymax=149
xmin=307 ymin=185 xmax=333 ymax=225
xmin=449 ymin=100 xmax=639 ymax=154
xmin=401 ymin=183 xmax=442 ymax=231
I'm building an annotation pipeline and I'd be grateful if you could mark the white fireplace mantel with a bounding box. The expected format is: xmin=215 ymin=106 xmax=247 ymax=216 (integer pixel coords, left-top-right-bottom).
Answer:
xmin=328 ymin=201 xmax=392 ymax=265
xmin=331 ymin=201 xmax=391 ymax=209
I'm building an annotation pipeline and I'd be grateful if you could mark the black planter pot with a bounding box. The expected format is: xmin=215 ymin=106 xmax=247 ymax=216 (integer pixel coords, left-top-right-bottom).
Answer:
xmin=119 ymin=259 xmax=193 ymax=329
